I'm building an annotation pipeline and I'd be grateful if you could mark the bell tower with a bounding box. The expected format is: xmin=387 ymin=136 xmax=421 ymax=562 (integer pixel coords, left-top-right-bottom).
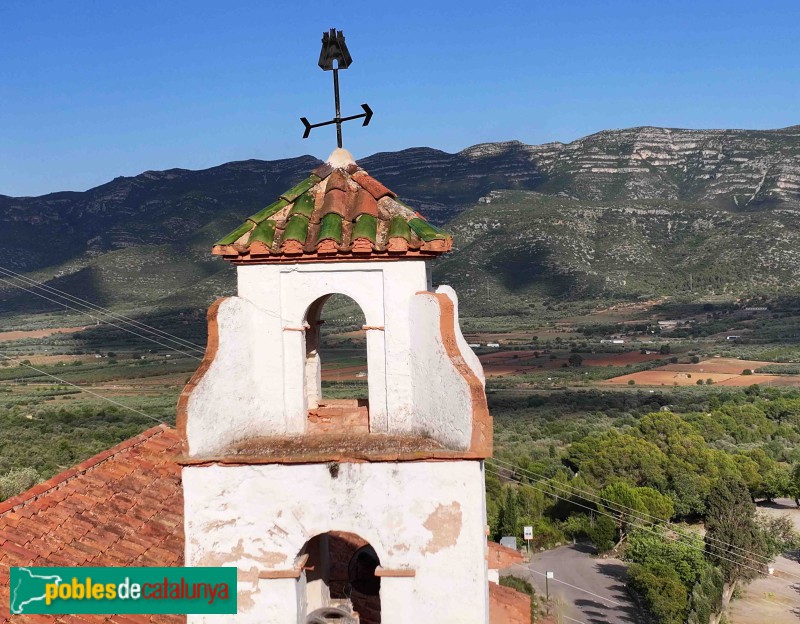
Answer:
xmin=178 ymin=147 xmax=493 ymax=623
xmin=178 ymin=28 xmax=492 ymax=624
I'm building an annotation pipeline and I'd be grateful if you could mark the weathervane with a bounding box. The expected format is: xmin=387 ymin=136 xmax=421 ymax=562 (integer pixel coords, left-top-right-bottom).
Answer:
xmin=300 ymin=29 xmax=373 ymax=148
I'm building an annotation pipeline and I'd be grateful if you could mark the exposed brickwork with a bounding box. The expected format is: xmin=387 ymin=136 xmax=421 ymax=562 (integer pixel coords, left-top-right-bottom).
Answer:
xmin=489 ymin=581 xmax=531 ymax=624
xmin=307 ymin=399 xmax=370 ymax=435
xmin=313 ymin=532 xmax=380 ymax=624
xmin=0 ymin=426 xmax=184 ymax=624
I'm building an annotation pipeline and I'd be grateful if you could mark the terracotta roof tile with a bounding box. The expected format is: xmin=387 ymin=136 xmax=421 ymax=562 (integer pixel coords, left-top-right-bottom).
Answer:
xmin=0 ymin=425 xmax=184 ymax=624
xmin=350 ymin=188 xmax=378 ymax=220
xmin=212 ymin=152 xmax=451 ymax=263
xmin=321 ymin=187 xmax=350 ymax=218
xmin=351 ymin=171 xmax=395 ymax=200
xmin=311 ymin=162 xmax=334 ymax=179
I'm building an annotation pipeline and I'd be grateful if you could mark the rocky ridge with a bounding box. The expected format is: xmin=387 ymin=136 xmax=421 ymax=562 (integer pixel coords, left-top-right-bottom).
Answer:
xmin=1 ymin=125 xmax=799 ymax=313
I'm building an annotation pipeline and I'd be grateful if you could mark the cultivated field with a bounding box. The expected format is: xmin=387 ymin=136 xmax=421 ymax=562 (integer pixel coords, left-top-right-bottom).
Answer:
xmin=605 ymin=358 xmax=800 ymax=387
xmin=0 ymin=325 xmax=88 ymax=341
xmin=478 ymin=350 xmax=666 ymax=378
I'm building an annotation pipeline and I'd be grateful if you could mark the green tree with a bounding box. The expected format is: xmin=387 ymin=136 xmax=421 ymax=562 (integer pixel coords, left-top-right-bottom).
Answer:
xmin=566 ymin=430 xmax=668 ymax=489
xmin=790 ymin=463 xmax=800 ymax=507
xmin=628 ymin=563 xmax=688 ymax=624
xmin=588 ymin=514 xmax=616 ymax=553
xmin=568 ymin=353 xmax=584 ymax=367
xmin=761 ymin=465 xmax=791 ymax=502
xmin=599 ymin=482 xmax=674 ymax=542
xmin=687 ymin=565 xmax=723 ymax=624
xmin=497 ymin=486 xmax=519 ymax=539
xmin=0 ymin=467 xmax=40 ymax=501
xmin=626 ymin=528 xmax=706 ymax=587
xmin=705 ymin=475 xmax=769 ymax=606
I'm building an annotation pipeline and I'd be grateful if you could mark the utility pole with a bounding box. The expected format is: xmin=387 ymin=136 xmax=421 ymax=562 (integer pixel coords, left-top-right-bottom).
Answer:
xmin=545 ymin=570 xmax=554 ymax=616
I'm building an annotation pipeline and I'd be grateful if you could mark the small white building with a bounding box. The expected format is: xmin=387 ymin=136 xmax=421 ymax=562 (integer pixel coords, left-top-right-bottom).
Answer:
xmin=179 ymin=149 xmax=493 ymax=624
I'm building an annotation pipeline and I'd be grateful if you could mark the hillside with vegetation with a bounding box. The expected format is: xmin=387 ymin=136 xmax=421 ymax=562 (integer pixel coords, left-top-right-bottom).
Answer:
xmin=2 ymin=125 xmax=800 ymax=623
xmin=2 ymin=125 xmax=800 ymax=327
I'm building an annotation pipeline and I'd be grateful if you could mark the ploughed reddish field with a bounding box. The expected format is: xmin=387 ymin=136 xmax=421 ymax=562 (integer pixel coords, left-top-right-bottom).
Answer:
xmin=0 ymin=326 xmax=88 ymax=341
xmin=320 ymin=364 xmax=367 ymax=382
xmin=605 ymin=358 xmax=800 ymax=387
xmin=659 ymin=358 xmax=771 ymax=374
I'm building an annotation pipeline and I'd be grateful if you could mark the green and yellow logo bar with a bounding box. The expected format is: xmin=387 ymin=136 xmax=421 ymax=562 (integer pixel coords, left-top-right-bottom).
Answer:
xmin=10 ymin=567 xmax=237 ymax=614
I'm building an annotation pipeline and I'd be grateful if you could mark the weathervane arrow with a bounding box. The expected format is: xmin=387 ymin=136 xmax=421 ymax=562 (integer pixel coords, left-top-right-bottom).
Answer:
xmin=300 ymin=29 xmax=373 ymax=148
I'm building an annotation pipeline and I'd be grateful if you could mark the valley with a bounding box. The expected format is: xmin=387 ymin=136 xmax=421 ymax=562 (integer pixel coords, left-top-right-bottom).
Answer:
xmin=2 ymin=127 xmax=800 ymax=623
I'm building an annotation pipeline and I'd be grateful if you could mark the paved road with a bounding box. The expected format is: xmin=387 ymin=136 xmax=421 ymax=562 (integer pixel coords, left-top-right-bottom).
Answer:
xmin=511 ymin=543 xmax=643 ymax=624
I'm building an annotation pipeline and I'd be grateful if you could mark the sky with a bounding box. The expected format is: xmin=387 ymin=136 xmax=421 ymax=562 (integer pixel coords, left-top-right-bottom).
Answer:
xmin=1 ymin=1 xmax=799 ymax=197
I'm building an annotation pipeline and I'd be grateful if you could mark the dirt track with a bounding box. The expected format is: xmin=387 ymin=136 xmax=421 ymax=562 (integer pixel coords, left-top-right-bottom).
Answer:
xmin=728 ymin=499 xmax=800 ymax=623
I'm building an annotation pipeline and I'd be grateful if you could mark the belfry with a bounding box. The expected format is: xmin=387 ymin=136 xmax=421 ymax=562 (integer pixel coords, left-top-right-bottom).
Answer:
xmin=177 ymin=30 xmax=493 ymax=623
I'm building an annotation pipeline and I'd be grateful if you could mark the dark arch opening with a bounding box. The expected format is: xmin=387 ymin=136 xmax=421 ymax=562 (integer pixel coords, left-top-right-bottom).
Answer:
xmin=299 ymin=532 xmax=381 ymax=624
xmin=305 ymin=294 xmax=369 ymax=434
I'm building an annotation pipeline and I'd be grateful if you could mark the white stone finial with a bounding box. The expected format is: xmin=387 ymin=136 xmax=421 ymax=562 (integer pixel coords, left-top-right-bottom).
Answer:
xmin=326 ymin=148 xmax=356 ymax=169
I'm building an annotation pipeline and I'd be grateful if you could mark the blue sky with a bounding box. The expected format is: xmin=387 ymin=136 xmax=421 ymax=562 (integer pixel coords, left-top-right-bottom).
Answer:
xmin=1 ymin=1 xmax=798 ymax=196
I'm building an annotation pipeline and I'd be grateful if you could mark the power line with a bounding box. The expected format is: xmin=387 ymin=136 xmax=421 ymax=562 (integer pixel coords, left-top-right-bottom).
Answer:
xmin=521 ymin=564 xmax=624 ymax=607
xmin=1 ymin=266 xmax=794 ymax=581
xmin=485 ymin=464 xmax=778 ymax=583
xmin=0 ymin=353 xmax=168 ymax=426
xmin=0 ymin=264 xmax=206 ymax=353
xmin=0 ymin=276 xmax=203 ymax=361
xmin=484 ymin=465 xmax=797 ymax=582
xmin=488 ymin=456 xmax=776 ymax=566
xmin=487 ymin=463 xmax=800 ymax=582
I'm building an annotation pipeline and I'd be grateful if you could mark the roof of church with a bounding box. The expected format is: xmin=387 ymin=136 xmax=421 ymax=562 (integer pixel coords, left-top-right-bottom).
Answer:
xmin=1 ymin=425 xmax=518 ymax=624
xmin=0 ymin=425 xmax=184 ymax=624
xmin=212 ymin=148 xmax=452 ymax=263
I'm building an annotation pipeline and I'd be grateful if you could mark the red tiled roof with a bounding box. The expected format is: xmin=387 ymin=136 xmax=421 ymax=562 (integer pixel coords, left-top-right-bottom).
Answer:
xmin=0 ymin=425 xmax=184 ymax=624
xmin=487 ymin=541 xmax=524 ymax=570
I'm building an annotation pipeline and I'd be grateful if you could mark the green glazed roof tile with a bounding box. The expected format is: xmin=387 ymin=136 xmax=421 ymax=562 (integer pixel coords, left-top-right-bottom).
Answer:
xmin=283 ymin=215 xmax=310 ymax=242
xmin=249 ymin=198 xmax=289 ymax=224
xmin=215 ymin=220 xmax=255 ymax=246
xmin=387 ymin=216 xmax=412 ymax=241
xmin=317 ymin=212 xmax=343 ymax=243
xmin=248 ymin=219 xmax=276 ymax=248
xmin=408 ymin=218 xmax=448 ymax=241
xmin=289 ymin=191 xmax=315 ymax=219
xmin=352 ymin=214 xmax=378 ymax=243
xmin=280 ymin=175 xmax=320 ymax=203
xmin=214 ymin=165 xmax=452 ymax=260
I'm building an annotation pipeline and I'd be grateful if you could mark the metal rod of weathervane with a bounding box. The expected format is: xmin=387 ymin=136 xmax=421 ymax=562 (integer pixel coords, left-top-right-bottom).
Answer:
xmin=300 ymin=29 xmax=373 ymax=148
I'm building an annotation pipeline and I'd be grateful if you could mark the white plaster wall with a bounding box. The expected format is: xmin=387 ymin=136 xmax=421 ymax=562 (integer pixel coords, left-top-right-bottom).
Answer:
xmin=186 ymin=296 xmax=286 ymax=456
xmin=185 ymin=261 xmax=488 ymax=456
xmin=184 ymin=461 xmax=488 ymax=623
xmin=408 ymin=292 xmax=474 ymax=449
xmin=435 ymin=285 xmax=485 ymax=386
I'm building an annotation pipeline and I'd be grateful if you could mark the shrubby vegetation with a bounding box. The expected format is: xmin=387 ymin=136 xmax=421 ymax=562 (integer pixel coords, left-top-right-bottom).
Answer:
xmin=488 ymin=387 xmax=800 ymax=623
xmin=0 ymin=400 xmax=175 ymax=500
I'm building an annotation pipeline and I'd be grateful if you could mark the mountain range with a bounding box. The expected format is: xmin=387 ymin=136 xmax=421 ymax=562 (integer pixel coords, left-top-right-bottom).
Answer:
xmin=2 ymin=125 xmax=800 ymax=321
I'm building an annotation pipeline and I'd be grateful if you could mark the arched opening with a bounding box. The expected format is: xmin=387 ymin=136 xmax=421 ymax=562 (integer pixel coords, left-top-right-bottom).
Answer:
xmin=298 ymin=531 xmax=381 ymax=624
xmin=305 ymin=294 xmax=369 ymax=434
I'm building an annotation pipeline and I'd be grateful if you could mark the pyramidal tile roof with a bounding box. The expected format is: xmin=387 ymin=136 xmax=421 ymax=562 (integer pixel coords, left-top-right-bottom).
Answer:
xmin=212 ymin=148 xmax=452 ymax=263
